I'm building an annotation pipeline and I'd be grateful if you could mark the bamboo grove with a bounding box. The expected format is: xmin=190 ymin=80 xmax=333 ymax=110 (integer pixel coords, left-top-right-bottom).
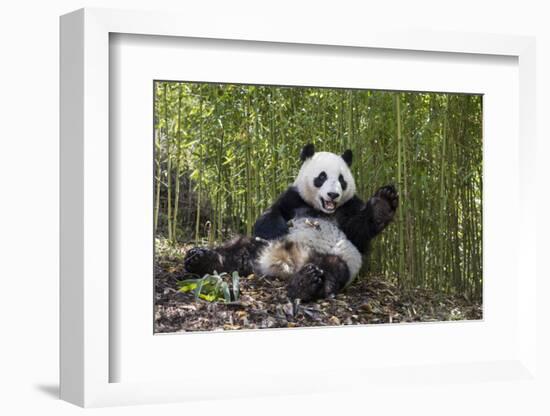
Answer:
xmin=154 ymin=82 xmax=483 ymax=300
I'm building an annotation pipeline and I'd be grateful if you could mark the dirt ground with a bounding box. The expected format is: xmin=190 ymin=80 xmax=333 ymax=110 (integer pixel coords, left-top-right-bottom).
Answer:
xmin=154 ymin=244 xmax=482 ymax=333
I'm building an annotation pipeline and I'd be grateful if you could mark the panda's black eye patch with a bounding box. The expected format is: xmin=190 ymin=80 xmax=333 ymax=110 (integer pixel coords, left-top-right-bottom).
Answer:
xmin=339 ymin=174 xmax=348 ymax=191
xmin=313 ymin=171 xmax=327 ymax=188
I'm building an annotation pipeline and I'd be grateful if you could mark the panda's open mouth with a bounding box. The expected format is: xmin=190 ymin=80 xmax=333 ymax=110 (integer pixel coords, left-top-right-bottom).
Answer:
xmin=320 ymin=197 xmax=337 ymax=212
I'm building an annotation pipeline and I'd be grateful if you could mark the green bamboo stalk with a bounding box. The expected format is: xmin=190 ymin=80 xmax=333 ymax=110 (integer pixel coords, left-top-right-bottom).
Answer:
xmin=164 ymin=84 xmax=173 ymax=241
xmin=253 ymin=94 xmax=261 ymax=221
xmin=153 ymin=82 xmax=162 ymax=235
xmin=395 ymin=94 xmax=405 ymax=285
xmin=402 ymin=94 xmax=412 ymax=289
xmin=437 ymin=96 xmax=448 ymax=290
xmin=194 ymin=94 xmax=203 ymax=243
xmin=347 ymin=90 xmax=353 ymax=153
xmin=245 ymin=94 xmax=252 ymax=236
xmin=270 ymin=95 xmax=277 ymax=201
xmin=172 ymin=83 xmax=184 ymax=242
xmin=216 ymin=127 xmax=224 ymax=242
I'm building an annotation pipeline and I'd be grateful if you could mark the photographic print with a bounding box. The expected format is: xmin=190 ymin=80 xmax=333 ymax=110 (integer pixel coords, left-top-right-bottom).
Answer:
xmin=153 ymin=82 xmax=482 ymax=333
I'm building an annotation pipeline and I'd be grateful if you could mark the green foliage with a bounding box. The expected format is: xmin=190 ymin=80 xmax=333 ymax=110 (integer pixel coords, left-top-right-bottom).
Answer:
xmin=155 ymin=82 xmax=483 ymax=301
xmin=178 ymin=271 xmax=240 ymax=303
xmin=154 ymin=237 xmax=184 ymax=261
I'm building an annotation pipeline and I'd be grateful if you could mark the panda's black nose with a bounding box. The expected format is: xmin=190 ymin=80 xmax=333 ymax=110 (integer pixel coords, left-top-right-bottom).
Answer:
xmin=327 ymin=192 xmax=340 ymax=200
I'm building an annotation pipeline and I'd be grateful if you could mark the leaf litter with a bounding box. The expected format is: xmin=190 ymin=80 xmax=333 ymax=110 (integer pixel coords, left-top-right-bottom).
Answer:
xmin=154 ymin=247 xmax=482 ymax=333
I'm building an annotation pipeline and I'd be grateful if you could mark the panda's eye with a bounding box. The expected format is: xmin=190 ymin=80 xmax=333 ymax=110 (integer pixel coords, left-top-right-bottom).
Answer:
xmin=339 ymin=174 xmax=348 ymax=191
xmin=313 ymin=171 xmax=327 ymax=188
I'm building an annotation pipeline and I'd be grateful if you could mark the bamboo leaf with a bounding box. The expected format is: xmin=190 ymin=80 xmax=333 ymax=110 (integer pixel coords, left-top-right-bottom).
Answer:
xmin=220 ymin=282 xmax=231 ymax=303
xmin=232 ymin=271 xmax=240 ymax=301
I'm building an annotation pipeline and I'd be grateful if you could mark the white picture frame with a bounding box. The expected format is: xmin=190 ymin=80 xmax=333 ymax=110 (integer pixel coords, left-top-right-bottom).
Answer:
xmin=60 ymin=7 xmax=538 ymax=408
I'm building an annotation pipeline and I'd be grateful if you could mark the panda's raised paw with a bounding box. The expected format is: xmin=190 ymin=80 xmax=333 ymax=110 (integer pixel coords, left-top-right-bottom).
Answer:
xmin=287 ymin=263 xmax=325 ymax=302
xmin=374 ymin=184 xmax=399 ymax=211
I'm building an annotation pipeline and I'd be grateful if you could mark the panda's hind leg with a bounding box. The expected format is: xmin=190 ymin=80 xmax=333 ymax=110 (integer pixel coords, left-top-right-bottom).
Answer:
xmin=319 ymin=254 xmax=352 ymax=298
xmin=183 ymin=247 xmax=223 ymax=277
xmin=287 ymin=254 xmax=350 ymax=301
xmin=183 ymin=236 xmax=266 ymax=277
xmin=287 ymin=263 xmax=325 ymax=301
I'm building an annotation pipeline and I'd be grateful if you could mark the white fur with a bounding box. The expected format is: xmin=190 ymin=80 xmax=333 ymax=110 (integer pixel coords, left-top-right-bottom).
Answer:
xmin=256 ymin=240 xmax=310 ymax=278
xmin=257 ymin=218 xmax=363 ymax=284
xmin=293 ymin=151 xmax=356 ymax=214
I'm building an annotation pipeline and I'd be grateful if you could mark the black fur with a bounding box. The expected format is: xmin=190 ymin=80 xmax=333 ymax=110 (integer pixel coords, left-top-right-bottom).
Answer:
xmin=341 ymin=149 xmax=353 ymax=166
xmin=183 ymin=247 xmax=223 ymax=276
xmin=252 ymin=187 xmax=309 ymax=240
xmin=184 ymin=236 xmax=266 ymax=277
xmin=313 ymin=171 xmax=327 ymax=188
xmin=287 ymin=263 xmax=324 ymax=301
xmin=287 ymin=254 xmax=351 ymax=301
xmin=300 ymin=143 xmax=315 ymax=161
xmin=335 ymin=185 xmax=399 ymax=253
xmin=338 ymin=174 xmax=348 ymax=191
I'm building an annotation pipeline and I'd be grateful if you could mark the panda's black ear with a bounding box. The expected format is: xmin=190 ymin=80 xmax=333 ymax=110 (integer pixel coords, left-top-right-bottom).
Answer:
xmin=341 ymin=149 xmax=353 ymax=167
xmin=300 ymin=143 xmax=315 ymax=162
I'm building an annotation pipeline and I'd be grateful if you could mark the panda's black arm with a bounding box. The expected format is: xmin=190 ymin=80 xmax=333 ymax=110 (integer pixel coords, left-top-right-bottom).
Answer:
xmin=337 ymin=197 xmax=372 ymax=253
xmin=337 ymin=185 xmax=399 ymax=253
xmin=253 ymin=186 xmax=308 ymax=240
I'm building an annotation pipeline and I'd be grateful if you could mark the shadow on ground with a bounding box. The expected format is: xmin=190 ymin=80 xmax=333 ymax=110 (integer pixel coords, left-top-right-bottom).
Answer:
xmin=35 ymin=384 xmax=59 ymax=399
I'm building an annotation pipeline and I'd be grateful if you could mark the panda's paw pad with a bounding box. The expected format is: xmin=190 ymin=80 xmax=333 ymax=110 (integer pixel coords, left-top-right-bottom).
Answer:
xmin=287 ymin=264 xmax=324 ymax=301
xmin=375 ymin=185 xmax=399 ymax=211
xmin=183 ymin=247 xmax=219 ymax=275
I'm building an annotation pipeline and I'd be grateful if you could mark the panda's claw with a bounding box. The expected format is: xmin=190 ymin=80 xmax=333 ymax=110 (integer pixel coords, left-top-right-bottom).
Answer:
xmin=287 ymin=263 xmax=325 ymax=302
xmin=183 ymin=247 xmax=221 ymax=276
xmin=375 ymin=184 xmax=399 ymax=210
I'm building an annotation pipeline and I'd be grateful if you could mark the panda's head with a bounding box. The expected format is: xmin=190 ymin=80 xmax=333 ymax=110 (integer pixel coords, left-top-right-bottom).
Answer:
xmin=293 ymin=143 xmax=356 ymax=214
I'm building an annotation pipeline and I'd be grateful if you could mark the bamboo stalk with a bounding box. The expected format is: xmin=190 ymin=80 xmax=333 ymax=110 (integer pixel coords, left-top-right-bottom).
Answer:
xmin=194 ymin=93 xmax=203 ymax=244
xmin=153 ymin=82 xmax=162 ymax=235
xmin=172 ymin=83 xmax=184 ymax=242
xmin=164 ymin=84 xmax=173 ymax=241
xmin=395 ymin=94 xmax=405 ymax=285
xmin=437 ymin=96 xmax=448 ymax=290
xmin=245 ymin=94 xmax=252 ymax=236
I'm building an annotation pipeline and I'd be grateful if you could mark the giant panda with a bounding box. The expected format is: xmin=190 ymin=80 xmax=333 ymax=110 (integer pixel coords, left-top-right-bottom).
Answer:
xmin=183 ymin=143 xmax=398 ymax=301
